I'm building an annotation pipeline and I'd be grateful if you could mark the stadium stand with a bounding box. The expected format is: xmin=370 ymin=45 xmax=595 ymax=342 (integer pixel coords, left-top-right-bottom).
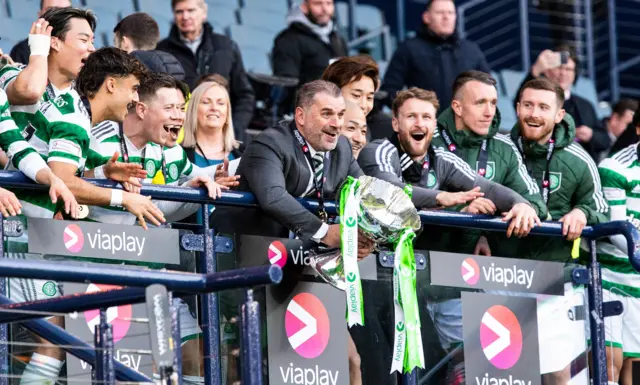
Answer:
xmin=6 ymin=0 xmax=39 ymax=19
xmin=82 ymin=0 xmax=135 ymax=16
xmin=240 ymin=0 xmax=289 ymax=14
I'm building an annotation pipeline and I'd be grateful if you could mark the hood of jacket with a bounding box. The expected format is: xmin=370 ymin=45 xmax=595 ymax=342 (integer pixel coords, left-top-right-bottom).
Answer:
xmin=286 ymin=5 xmax=334 ymax=45
xmin=417 ymin=24 xmax=460 ymax=47
xmin=510 ymin=114 xmax=576 ymax=157
xmin=437 ymin=106 xmax=501 ymax=147
xmin=131 ymin=50 xmax=186 ymax=81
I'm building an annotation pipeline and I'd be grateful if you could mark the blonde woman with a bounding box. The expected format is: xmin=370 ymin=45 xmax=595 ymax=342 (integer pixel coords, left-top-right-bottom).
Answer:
xmin=182 ymin=81 xmax=244 ymax=169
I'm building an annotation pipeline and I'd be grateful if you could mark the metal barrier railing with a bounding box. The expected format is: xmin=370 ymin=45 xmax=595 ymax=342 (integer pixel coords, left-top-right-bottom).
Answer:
xmin=0 ymin=170 xmax=636 ymax=385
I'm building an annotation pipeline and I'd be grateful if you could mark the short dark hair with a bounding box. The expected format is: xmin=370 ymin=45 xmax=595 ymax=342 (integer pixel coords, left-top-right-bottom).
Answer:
xmin=137 ymin=72 xmax=182 ymax=104
xmin=553 ymin=42 xmax=580 ymax=77
xmin=452 ymin=70 xmax=497 ymax=100
xmin=392 ymin=87 xmax=440 ymax=117
xmin=518 ymin=77 xmax=565 ymax=108
xmin=613 ymin=99 xmax=638 ymax=117
xmin=113 ymin=13 xmax=160 ymax=50
xmin=296 ymin=80 xmax=342 ymax=110
xmin=41 ymin=6 xmax=96 ymax=41
xmin=76 ymin=47 xmax=148 ymax=99
xmin=633 ymin=105 xmax=640 ymax=128
xmin=321 ymin=55 xmax=380 ymax=91
xmin=195 ymin=73 xmax=229 ymax=90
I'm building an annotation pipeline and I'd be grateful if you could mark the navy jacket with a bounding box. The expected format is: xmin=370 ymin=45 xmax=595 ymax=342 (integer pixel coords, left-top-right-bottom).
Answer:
xmin=381 ymin=27 xmax=490 ymax=113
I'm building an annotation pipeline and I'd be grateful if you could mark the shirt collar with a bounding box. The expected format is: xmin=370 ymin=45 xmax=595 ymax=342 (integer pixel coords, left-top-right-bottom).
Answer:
xmin=564 ymin=89 xmax=571 ymax=100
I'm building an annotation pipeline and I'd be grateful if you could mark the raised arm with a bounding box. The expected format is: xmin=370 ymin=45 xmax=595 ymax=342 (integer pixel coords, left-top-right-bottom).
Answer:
xmin=3 ymin=19 xmax=51 ymax=105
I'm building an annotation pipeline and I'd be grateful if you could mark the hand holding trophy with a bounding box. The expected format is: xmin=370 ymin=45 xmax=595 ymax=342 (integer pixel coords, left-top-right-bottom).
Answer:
xmin=310 ymin=175 xmax=424 ymax=373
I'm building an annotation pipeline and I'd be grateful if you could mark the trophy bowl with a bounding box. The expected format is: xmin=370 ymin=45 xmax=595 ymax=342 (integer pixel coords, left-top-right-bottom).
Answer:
xmin=310 ymin=176 xmax=421 ymax=290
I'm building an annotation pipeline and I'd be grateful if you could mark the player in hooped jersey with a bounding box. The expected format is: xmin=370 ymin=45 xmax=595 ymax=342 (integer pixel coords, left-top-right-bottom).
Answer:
xmin=596 ymin=110 xmax=640 ymax=384
xmin=6 ymin=48 xmax=164 ymax=385
xmin=0 ymin=7 xmax=96 ymax=131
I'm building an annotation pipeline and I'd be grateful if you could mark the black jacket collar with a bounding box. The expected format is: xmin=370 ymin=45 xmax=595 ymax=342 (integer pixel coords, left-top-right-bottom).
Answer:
xmin=388 ymin=133 xmax=427 ymax=183
xmin=417 ymin=24 xmax=460 ymax=47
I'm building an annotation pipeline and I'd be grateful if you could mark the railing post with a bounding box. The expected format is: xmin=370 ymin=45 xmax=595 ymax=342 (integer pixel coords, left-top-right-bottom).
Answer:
xmin=400 ymin=369 xmax=417 ymax=385
xmin=588 ymin=239 xmax=608 ymax=385
xmin=519 ymin=0 xmax=530 ymax=71
xmin=0 ymin=214 xmax=7 ymax=385
xmin=171 ymin=297 xmax=183 ymax=385
xmin=396 ymin=0 xmax=405 ymax=42
xmin=241 ymin=289 xmax=262 ymax=385
xmin=348 ymin=0 xmax=357 ymax=41
xmin=200 ymin=204 xmax=221 ymax=385
xmin=609 ymin=0 xmax=620 ymax=102
xmin=584 ymin=0 xmax=596 ymax=79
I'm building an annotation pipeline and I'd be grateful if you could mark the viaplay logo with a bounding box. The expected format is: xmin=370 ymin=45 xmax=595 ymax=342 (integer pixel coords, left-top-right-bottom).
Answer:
xmin=461 ymin=257 xmax=480 ymax=285
xmin=268 ymin=241 xmax=288 ymax=268
xmin=84 ymin=284 xmax=133 ymax=343
xmin=64 ymin=224 xmax=84 ymax=253
xmin=480 ymin=305 xmax=522 ymax=370
xmin=285 ymin=293 xmax=330 ymax=359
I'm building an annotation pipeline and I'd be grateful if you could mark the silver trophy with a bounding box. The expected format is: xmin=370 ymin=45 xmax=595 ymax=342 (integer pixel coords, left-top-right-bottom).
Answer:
xmin=310 ymin=176 xmax=421 ymax=290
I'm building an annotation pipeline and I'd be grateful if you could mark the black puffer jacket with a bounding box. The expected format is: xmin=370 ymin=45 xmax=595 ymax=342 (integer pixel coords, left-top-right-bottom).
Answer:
xmin=381 ymin=26 xmax=490 ymax=113
xmin=157 ymin=23 xmax=255 ymax=142
xmin=271 ymin=23 xmax=347 ymax=87
xmin=131 ymin=50 xmax=185 ymax=81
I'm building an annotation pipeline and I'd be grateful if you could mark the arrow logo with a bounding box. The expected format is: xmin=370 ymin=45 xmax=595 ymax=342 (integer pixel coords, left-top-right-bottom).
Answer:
xmin=285 ymin=293 xmax=330 ymax=359
xmin=461 ymin=258 xmax=480 ymax=285
xmin=345 ymin=217 xmax=356 ymax=227
xmin=267 ymin=241 xmax=287 ymax=268
xmin=63 ymin=224 xmax=84 ymax=253
xmin=346 ymin=272 xmax=356 ymax=282
xmin=480 ymin=305 xmax=522 ymax=369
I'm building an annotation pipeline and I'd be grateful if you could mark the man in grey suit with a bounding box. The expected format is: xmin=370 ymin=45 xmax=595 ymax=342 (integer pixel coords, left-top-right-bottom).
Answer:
xmin=237 ymin=80 xmax=485 ymax=249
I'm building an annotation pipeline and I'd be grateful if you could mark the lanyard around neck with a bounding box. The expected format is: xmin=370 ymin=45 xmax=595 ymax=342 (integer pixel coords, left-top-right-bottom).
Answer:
xmin=439 ymin=126 xmax=489 ymax=177
xmin=292 ymin=128 xmax=328 ymax=222
xmin=517 ymin=133 xmax=555 ymax=205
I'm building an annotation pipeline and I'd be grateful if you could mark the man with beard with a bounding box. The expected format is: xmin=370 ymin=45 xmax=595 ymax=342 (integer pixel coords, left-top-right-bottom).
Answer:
xmin=421 ymin=71 xmax=549 ymax=385
xmin=273 ymin=0 xmax=348 ymax=113
xmin=357 ymin=87 xmax=539 ymax=381
xmin=359 ymin=87 xmax=539 ymax=231
xmin=380 ymin=0 xmax=489 ymax=113
xmin=511 ymin=78 xmax=609 ymax=384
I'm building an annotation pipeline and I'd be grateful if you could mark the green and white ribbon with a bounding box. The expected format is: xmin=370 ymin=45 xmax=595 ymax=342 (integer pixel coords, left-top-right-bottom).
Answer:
xmin=340 ymin=177 xmax=364 ymax=327
xmin=390 ymin=229 xmax=424 ymax=373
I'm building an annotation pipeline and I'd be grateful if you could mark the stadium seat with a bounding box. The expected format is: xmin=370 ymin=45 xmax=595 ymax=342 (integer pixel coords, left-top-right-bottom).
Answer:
xmin=240 ymin=47 xmax=272 ymax=74
xmin=83 ymin=0 xmax=135 ymax=17
xmin=500 ymin=69 xmax=527 ymax=99
xmin=240 ymin=0 xmax=288 ymax=15
xmin=6 ymin=0 xmax=39 ymax=20
xmin=0 ymin=38 xmax=16 ymax=55
xmin=207 ymin=4 xmax=238 ymax=29
xmin=497 ymin=98 xmax=517 ymax=133
xmin=574 ymin=76 xmax=599 ymax=110
xmin=147 ymin=11 xmax=173 ymax=39
xmin=91 ymin=7 xmax=119 ymax=36
xmin=229 ymin=24 xmax=274 ymax=53
xmin=137 ymin=0 xmax=173 ymax=20
xmin=491 ymin=70 xmax=504 ymax=95
xmin=238 ymin=8 xmax=286 ymax=34
xmin=0 ymin=18 xmax=32 ymax=44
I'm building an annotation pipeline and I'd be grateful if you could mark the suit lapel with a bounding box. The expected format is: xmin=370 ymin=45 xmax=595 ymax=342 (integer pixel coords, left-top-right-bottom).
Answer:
xmin=290 ymin=126 xmax=312 ymax=197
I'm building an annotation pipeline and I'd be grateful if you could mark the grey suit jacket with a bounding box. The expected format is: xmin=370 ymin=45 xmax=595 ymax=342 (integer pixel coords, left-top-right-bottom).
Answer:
xmin=236 ymin=120 xmax=363 ymax=242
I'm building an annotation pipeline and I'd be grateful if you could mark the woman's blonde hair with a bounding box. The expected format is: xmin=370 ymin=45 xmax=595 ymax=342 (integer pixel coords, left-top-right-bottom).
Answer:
xmin=182 ymin=81 xmax=239 ymax=151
